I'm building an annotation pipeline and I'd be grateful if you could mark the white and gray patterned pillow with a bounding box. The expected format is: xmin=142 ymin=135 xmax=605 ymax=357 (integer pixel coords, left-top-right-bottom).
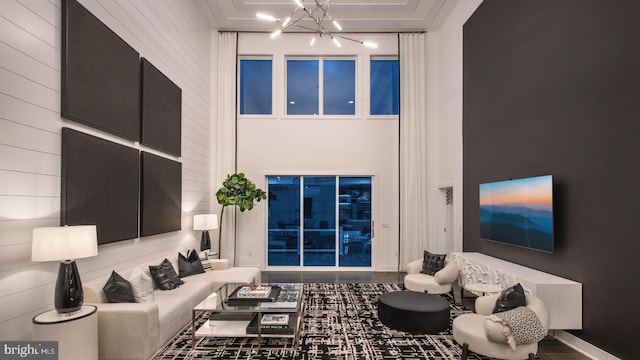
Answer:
xmin=486 ymin=306 xmax=547 ymax=350
xmin=197 ymin=250 xmax=213 ymax=271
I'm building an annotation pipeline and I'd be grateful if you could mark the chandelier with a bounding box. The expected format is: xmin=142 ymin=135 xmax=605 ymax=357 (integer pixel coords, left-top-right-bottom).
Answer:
xmin=256 ymin=0 xmax=378 ymax=48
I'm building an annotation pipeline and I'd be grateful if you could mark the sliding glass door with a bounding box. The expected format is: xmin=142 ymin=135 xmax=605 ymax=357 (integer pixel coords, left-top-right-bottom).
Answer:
xmin=303 ymin=177 xmax=336 ymax=266
xmin=338 ymin=177 xmax=372 ymax=267
xmin=267 ymin=176 xmax=300 ymax=266
xmin=267 ymin=176 xmax=372 ymax=268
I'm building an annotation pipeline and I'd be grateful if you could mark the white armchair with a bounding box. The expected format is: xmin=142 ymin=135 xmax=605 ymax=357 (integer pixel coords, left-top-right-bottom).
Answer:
xmin=453 ymin=293 xmax=550 ymax=360
xmin=404 ymin=258 xmax=459 ymax=296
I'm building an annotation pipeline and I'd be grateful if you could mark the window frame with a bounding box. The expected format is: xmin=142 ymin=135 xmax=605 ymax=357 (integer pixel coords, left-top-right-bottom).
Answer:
xmin=284 ymin=56 xmax=358 ymax=118
xmin=285 ymin=57 xmax=320 ymax=117
xmin=368 ymin=55 xmax=399 ymax=119
xmin=237 ymin=56 xmax=275 ymax=118
xmin=266 ymin=174 xmax=374 ymax=269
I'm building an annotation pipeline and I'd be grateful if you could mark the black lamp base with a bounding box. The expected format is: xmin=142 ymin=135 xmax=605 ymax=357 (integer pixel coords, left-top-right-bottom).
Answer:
xmin=200 ymin=230 xmax=211 ymax=252
xmin=54 ymin=260 xmax=84 ymax=313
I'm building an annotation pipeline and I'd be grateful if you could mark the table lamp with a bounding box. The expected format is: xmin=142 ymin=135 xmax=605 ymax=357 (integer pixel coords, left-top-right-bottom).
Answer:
xmin=193 ymin=214 xmax=218 ymax=252
xmin=31 ymin=225 xmax=98 ymax=314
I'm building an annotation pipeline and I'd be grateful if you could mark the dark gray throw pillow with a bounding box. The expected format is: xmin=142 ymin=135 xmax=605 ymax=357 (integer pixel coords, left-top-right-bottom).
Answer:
xmin=103 ymin=271 xmax=135 ymax=303
xmin=492 ymin=283 xmax=526 ymax=313
xmin=178 ymin=249 xmax=205 ymax=278
xmin=421 ymin=250 xmax=446 ymax=276
xmin=149 ymin=258 xmax=184 ymax=290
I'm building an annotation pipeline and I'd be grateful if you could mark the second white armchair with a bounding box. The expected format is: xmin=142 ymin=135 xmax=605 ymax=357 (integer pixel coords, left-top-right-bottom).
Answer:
xmin=404 ymin=257 xmax=459 ymax=296
xmin=452 ymin=293 xmax=550 ymax=360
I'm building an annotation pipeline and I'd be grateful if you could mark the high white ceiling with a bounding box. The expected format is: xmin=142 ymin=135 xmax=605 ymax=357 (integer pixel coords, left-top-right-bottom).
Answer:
xmin=197 ymin=0 xmax=459 ymax=32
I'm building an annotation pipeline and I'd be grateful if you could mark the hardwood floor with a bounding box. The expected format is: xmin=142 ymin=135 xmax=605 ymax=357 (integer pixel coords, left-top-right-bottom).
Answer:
xmin=262 ymin=271 xmax=590 ymax=360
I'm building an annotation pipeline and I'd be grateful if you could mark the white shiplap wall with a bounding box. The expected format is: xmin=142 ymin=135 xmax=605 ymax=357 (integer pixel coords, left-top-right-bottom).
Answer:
xmin=0 ymin=0 xmax=214 ymax=340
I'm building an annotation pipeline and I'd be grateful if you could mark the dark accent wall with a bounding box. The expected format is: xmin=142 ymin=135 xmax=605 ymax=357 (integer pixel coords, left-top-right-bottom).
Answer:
xmin=463 ymin=1 xmax=640 ymax=358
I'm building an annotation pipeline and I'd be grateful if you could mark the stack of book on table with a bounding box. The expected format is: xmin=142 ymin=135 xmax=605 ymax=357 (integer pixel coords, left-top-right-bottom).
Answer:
xmin=226 ymin=285 xmax=281 ymax=306
xmin=246 ymin=313 xmax=295 ymax=335
xmin=237 ymin=286 xmax=272 ymax=298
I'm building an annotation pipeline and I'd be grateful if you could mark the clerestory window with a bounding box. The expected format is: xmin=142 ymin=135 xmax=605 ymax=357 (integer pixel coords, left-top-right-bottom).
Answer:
xmin=239 ymin=58 xmax=272 ymax=115
xmin=286 ymin=58 xmax=356 ymax=116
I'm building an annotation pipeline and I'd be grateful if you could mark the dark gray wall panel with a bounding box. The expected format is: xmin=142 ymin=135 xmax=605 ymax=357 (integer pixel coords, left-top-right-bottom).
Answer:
xmin=140 ymin=152 xmax=182 ymax=237
xmin=61 ymin=0 xmax=140 ymax=141
xmin=140 ymin=58 xmax=182 ymax=156
xmin=61 ymin=128 xmax=139 ymax=244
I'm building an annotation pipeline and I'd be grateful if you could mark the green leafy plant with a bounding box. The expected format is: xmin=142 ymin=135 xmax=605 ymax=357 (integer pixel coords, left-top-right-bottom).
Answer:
xmin=215 ymin=173 xmax=267 ymax=257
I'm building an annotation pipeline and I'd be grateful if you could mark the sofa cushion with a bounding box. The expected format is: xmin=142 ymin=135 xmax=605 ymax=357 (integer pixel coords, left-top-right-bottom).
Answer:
xmin=421 ymin=251 xmax=446 ymax=276
xmin=404 ymin=273 xmax=453 ymax=294
xmin=152 ymin=293 xmax=192 ymax=347
xmin=103 ymin=271 xmax=135 ymax=303
xmin=165 ymin=279 xmax=213 ymax=307
xmin=128 ymin=267 xmax=154 ymax=302
xmin=149 ymin=258 xmax=184 ymax=290
xmin=178 ymin=249 xmax=205 ymax=277
xmin=492 ymin=283 xmax=526 ymax=313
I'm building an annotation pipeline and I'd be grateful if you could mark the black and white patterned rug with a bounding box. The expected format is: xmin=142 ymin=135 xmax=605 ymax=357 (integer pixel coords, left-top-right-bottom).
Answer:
xmin=152 ymin=283 xmax=489 ymax=359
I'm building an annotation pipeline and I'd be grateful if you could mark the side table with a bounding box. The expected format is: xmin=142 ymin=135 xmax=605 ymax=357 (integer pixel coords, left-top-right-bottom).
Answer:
xmin=32 ymin=305 xmax=98 ymax=360
xmin=463 ymin=283 xmax=503 ymax=299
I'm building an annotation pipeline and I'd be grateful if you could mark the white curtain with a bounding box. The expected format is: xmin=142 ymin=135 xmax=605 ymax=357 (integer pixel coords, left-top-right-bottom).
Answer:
xmin=216 ymin=32 xmax=237 ymax=264
xmin=399 ymin=33 xmax=428 ymax=269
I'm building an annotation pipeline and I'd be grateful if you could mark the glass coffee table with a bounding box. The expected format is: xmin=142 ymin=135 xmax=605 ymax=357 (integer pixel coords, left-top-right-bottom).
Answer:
xmin=192 ymin=283 xmax=304 ymax=350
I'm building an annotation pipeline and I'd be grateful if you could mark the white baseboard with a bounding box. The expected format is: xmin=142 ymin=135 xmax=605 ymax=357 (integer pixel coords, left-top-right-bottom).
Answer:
xmin=376 ymin=265 xmax=401 ymax=272
xmin=552 ymin=330 xmax=620 ymax=360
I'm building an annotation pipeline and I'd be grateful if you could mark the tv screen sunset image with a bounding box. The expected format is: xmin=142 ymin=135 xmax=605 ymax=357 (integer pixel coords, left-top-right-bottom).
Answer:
xmin=479 ymin=175 xmax=553 ymax=252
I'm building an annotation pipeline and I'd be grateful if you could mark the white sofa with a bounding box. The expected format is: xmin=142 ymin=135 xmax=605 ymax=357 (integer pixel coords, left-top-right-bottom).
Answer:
xmin=83 ymin=255 xmax=261 ymax=360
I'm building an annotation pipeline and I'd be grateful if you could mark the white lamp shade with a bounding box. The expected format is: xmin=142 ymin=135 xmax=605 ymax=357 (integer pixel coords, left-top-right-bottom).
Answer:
xmin=32 ymin=225 xmax=98 ymax=262
xmin=193 ymin=214 xmax=218 ymax=231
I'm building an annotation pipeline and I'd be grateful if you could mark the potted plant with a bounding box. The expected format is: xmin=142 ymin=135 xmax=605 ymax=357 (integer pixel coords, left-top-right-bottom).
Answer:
xmin=215 ymin=173 xmax=267 ymax=258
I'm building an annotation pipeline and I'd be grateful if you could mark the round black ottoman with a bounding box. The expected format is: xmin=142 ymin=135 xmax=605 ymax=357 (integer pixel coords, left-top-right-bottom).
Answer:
xmin=378 ymin=291 xmax=450 ymax=334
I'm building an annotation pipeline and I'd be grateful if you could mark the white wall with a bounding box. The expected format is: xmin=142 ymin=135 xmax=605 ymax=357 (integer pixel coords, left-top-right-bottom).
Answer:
xmin=235 ymin=33 xmax=400 ymax=271
xmin=0 ymin=0 xmax=213 ymax=340
xmin=425 ymin=0 xmax=482 ymax=253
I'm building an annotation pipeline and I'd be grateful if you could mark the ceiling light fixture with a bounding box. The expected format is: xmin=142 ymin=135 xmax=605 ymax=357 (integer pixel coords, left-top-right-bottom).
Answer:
xmin=332 ymin=19 xmax=342 ymax=31
xmin=270 ymin=29 xmax=282 ymax=38
xmin=256 ymin=12 xmax=277 ymax=22
xmin=256 ymin=0 xmax=378 ymax=48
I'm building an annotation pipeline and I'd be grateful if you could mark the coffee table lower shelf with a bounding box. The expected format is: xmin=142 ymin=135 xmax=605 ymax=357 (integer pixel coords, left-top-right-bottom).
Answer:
xmin=192 ymin=315 xmax=301 ymax=350
xmin=191 ymin=283 xmax=304 ymax=351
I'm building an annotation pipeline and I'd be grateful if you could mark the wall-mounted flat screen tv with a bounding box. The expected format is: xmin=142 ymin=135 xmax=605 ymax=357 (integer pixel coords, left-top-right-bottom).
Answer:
xmin=479 ymin=175 xmax=554 ymax=252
